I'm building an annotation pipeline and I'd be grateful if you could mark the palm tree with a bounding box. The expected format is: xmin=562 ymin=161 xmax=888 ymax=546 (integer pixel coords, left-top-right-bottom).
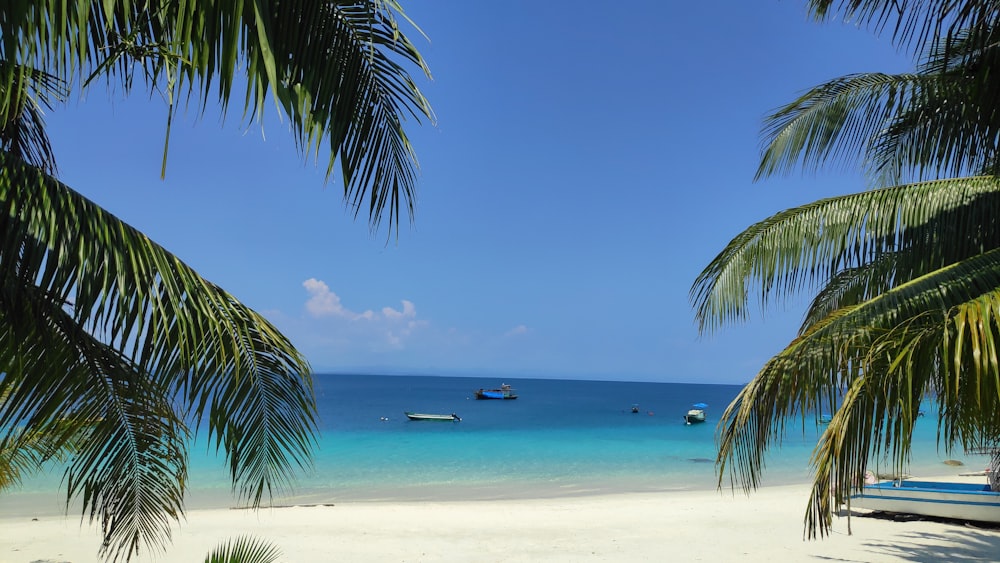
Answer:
xmin=692 ymin=1 xmax=1000 ymax=537
xmin=0 ymin=1 xmax=433 ymax=561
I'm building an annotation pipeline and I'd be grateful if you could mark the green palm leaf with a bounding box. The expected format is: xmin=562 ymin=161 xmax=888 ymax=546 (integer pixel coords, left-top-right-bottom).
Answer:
xmin=0 ymin=0 xmax=433 ymax=235
xmin=0 ymin=1 xmax=436 ymax=561
xmin=0 ymin=407 xmax=83 ymax=492
xmin=0 ymin=250 xmax=188 ymax=562
xmin=717 ymin=247 xmax=1000 ymax=537
xmin=0 ymin=63 xmax=65 ymax=174
xmin=865 ymin=27 xmax=1000 ymax=183
xmin=692 ymin=176 xmax=1000 ymax=332
xmin=799 ymin=254 xmax=899 ymax=332
xmin=699 ymin=0 xmax=1000 ymax=545
xmin=759 ymin=26 xmax=1000 ymax=186
xmin=756 ymin=72 xmax=928 ymax=181
xmin=0 ymin=153 xmax=316 ymax=560
xmin=204 ymin=536 xmax=281 ymax=563
xmin=806 ymin=0 xmax=1000 ymax=55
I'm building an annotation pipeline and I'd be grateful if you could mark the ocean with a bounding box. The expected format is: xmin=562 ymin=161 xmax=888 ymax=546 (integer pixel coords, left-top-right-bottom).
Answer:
xmin=2 ymin=374 xmax=984 ymax=516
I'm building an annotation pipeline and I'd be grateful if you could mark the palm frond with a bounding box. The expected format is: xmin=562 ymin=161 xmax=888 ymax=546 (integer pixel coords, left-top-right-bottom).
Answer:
xmin=0 ymin=153 xmax=316 ymax=560
xmin=0 ymin=62 xmax=66 ymax=174
xmin=716 ymin=0 xmax=1000 ymax=544
xmin=717 ymin=246 xmax=1000 ymax=537
xmin=0 ymin=415 xmax=82 ymax=492
xmin=806 ymin=0 xmax=1000 ymax=56
xmin=758 ymin=25 xmax=1000 ymax=186
xmin=866 ymin=27 xmax=1000 ymax=183
xmin=0 ymin=332 xmax=185 ymax=563
xmin=799 ymin=251 xmax=902 ymax=332
xmin=63 ymin=340 xmax=187 ymax=563
xmin=756 ymin=72 xmax=928 ymax=181
xmin=691 ymin=176 xmax=1000 ymax=333
xmin=0 ymin=0 xmax=434 ymax=236
xmin=0 ymin=230 xmax=187 ymax=562
xmin=204 ymin=536 xmax=281 ymax=563
xmin=755 ymin=69 xmax=998 ymax=185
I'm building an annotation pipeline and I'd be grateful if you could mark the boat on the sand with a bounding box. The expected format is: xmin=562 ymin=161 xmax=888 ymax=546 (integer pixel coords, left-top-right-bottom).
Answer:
xmin=851 ymin=479 xmax=1000 ymax=523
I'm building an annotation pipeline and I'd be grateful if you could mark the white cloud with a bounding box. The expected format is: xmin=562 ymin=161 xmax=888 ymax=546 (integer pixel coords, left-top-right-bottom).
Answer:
xmin=382 ymin=300 xmax=416 ymax=320
xmin=303 ymin=278 xmax=374 ymax=320
xmin=505 ymin=324 xmax=530 ymax=337
xmin=301 ymin=278 xmax=426 ymax=349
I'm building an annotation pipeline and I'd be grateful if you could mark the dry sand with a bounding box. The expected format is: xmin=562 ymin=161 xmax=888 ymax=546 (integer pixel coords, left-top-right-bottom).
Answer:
xmin=4 ymin=476 xmax=1000 ymax=562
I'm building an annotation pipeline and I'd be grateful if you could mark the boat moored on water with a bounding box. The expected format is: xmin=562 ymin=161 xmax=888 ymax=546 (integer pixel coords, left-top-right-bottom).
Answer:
xmin=684 ymin=403 xmax=708 ymax=424
xmin=404 ymin=412 xmax=461 ymax=422
xmin=474 ymin=383 xmax=518 ymax=400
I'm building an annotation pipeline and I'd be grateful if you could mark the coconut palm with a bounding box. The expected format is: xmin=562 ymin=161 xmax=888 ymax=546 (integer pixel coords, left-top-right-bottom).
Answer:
xmin=692 ymin=2 xmax=1000 ymax=538
xmin=0 ymin=1 xmax=432 ymax=561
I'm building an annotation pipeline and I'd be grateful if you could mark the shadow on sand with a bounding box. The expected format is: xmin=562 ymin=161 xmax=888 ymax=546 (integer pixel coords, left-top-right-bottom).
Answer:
xmin=849 ymin=510 xmax=1000 ymax=562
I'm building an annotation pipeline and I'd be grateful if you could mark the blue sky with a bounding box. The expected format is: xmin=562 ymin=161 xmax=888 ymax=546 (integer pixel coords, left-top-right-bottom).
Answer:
xmin=43 ymin=2 xmax=913 ymax=384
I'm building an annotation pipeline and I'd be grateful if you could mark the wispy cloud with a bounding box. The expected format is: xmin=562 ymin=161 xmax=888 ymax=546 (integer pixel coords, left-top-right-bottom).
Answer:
xmin=505 ymin=324 xmax=530 ymax=337
xmin=382 ymin=300 xmax=416 ymax=320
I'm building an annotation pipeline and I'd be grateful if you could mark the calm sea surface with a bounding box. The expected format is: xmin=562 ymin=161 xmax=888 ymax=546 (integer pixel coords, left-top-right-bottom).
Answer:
xmin=2 ymin=374 xmax=985 ymax=516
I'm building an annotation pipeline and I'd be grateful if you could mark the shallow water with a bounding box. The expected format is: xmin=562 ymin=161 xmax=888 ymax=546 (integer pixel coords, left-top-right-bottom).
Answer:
xmin=2 ymin=374 xmax=986 ymax=516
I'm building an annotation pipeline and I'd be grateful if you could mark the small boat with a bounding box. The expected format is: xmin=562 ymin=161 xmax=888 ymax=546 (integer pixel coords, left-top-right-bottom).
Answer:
xmin=404 ymin=412 xmax=461 ymax=422
xmin=851 ymin=479 xmax=1000 ymax=523
xmin=474 ymin=383 xmax=518 ymax=400
xmin=631 ymin=404 xmax=640 ymax=414
xmin=684 ymin=403 xmax=708 ymax=424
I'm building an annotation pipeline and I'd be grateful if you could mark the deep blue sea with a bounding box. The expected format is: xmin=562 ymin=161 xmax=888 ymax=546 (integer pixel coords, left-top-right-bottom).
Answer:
xmin=2 ymin=374 xmax=986 ymax=516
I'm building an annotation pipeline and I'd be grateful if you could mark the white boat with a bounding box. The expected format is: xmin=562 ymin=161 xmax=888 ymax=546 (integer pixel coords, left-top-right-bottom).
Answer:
xmin=684 ymin=403 xmax=707 ymax=424
xmin=851 ymin=480 xmax=1000 ymax=523
xmin=404 ymin=412 xmax=461 ymax=422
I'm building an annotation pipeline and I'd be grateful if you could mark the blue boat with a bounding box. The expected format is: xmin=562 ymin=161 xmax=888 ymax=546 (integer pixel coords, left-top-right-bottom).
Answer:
xmin=475 ymin=383 xmax=518 ymax=400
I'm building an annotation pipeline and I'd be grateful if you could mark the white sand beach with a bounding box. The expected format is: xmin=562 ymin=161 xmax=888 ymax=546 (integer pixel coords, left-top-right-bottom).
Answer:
xmin=4 ymin=475 xmax=1000 ymax=562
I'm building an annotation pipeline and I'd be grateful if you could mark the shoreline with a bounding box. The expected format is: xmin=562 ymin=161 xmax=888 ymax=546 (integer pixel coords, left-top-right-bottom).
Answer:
xmin=6 ymin=456 xmax=976 ymax=516
xmin=0 ymin=467 xmax=815 ymax=519
xmin=5 ymin=473 xmax=1000 ymax=562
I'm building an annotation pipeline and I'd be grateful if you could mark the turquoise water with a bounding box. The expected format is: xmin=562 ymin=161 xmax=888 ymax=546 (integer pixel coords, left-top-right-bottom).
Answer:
xmin=2 ymin=374 xmax=986 ymax=515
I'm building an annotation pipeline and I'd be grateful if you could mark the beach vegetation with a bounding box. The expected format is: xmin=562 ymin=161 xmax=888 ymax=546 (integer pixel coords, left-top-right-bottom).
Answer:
xmin=0 ymin=1 xmax=432 ymax=561
xmin=204 ymin=536 xmax=281 ymax=563
xmin=692 ymin=0 xmax=1000 ymax=537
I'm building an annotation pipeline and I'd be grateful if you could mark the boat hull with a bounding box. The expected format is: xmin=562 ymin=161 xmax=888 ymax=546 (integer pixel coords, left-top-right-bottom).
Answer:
xmin=404 ymin=412 xmax=461 ymax=421
xmin=851 ymin=480 xmax=1000 ymax=523
xmin=684 ymin=409 xmax=706 ymax=424
xmin=474 ymin=386 xmax=517 ymax=400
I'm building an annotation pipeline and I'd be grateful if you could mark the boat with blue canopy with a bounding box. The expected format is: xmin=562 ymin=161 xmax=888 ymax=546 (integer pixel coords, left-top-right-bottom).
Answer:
xmin=684 ymin=403 xmax=708 ymax=424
